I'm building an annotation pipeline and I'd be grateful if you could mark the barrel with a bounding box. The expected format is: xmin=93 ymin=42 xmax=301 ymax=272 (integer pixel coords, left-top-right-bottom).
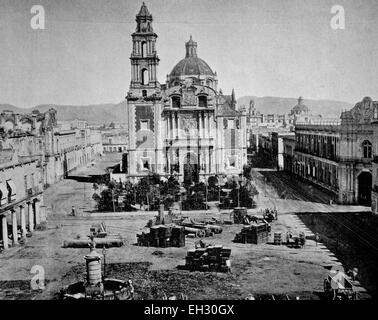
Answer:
xmin=85 ymin=250 xmax=102 ymax=285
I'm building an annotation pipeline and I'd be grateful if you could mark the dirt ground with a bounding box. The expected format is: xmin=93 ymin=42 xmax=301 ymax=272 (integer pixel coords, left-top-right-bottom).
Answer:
xmin=0 ymin=157 xmax=373 ymax=300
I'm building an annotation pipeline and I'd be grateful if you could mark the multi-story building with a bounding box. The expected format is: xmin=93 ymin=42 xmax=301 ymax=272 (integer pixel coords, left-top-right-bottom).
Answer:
xmin=283 ymin=96 xmax=378 ymax=206
xmin=125 ymin=4 xmax=247 ymax=183
xmin=1 ymin=108 xmax=103 ymax=185
xmin=0 ymin=133 xmax=45 ymax=251
xmin=372 ymin=124 xmax=378 ymax=213
xmin=101 ymin=129 xmax=128 ymax=153
xmin=0 ymin=108 xmax=103 ymax=250
xmin=271 ymin=131 xmax=295 ymax=170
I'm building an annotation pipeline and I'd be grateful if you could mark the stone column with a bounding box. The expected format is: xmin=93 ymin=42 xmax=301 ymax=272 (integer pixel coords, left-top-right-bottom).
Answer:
xmin=11 ymin=210 xmax=18 ymax=245
xmin=34 ymin=200 xmax=41 ymax=226
xmin=1 ymin=215 xmax=8 ymax=250
xmin=27 ymin=202 xmax=34 ymax=232
xmin=200 ymin=113 xmax=203 ymax=138
xmin=20 ymin=205 xmax=27 ymax=237
xmin=170 ymin=113 xmax=174 ymax=139
xmin=175 ymin=113 xmax=179 ymax=139
xmin=205 ymin=113 xmax=209 ymax=138
xmin=177 ymin=113 xmax=181 ymax=138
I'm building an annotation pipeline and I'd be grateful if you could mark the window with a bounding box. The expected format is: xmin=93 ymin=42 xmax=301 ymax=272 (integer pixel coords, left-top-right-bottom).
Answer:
xmin=6 ymin=180 xmax=16 ymax=202
xmin=172 ymin=96 xmax=181 ymax=108
xmin=141 ymin=42 xmax=147 ymax=57
xmin=141 ymin=69 xmax=148 ymax=85
xmin=374 ymin=106 xmax=378 ymax=119
xmin=141 ymin=157 xmax=150 ymax=170
xmin=140 ymin=120 xmax=149 ymax=131
xmin=227 ymin=119 xmax=235 ymax=129
xmin=24 ymin=175 xmax=28 ymax=194
xmin=362 ymin=140 xmax=372 ymax=158
xmin=198 ymin=96 xmax=207 ymax=108
xmin=142 ymin=90 xmax=147 ymax=97
xmin=228 ymin=155 xmax=237 ymax=168
xmin=0 ymin=182 xmax=7 ymax=206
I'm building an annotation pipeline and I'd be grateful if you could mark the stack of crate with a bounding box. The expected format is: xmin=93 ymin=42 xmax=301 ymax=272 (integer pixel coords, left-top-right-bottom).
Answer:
xmin=234 ymin=222 xmax=270 ymax=244
xmin=184 ymin=245 xmax=231 ymax=272
xmin=137 ymin=225 xmax=185 ymax=248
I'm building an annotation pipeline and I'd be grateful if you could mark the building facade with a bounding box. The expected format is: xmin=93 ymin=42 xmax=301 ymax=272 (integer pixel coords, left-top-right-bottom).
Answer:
xmin=101 ymin=129 xmax=128 ymax=153
xmin=283 ymin=97 xmax=378 ymax=206
xmin=0 ymin=133 xmax=45 ymax=251
xmin=125 ymin=4 xmax=247 ymax=183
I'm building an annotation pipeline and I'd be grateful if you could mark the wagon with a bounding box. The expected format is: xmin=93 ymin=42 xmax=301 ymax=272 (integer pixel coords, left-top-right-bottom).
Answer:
xmin=323 ymin=271 xmax=358 ymax=300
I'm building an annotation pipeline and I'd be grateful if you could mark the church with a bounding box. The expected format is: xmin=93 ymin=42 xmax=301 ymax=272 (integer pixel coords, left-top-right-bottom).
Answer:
xmin=125 ymin=3 xmax=247 ymax=183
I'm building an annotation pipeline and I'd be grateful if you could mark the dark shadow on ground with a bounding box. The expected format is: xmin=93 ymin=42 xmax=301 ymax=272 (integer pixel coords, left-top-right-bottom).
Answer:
xmin=259 ymin=170 xmax=334 ymax=204
xmin=296 ymin=211 xmax=378 ymax=299
xmin=67 ymin=174 xmax=108 ymax=184
xmin=58 ymin=261 xmax=320 ymax=300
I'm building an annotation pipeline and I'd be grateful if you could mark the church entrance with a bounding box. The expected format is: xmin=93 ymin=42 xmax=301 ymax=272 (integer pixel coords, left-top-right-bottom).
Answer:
xmin=358 ymin=172 xmax=372 ymax=206
xmin=183 ymin=152 xmax=199 ymax=184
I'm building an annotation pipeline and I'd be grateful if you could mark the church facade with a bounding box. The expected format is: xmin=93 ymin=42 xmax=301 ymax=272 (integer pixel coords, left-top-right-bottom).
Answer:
xmin=125 ymin=3 xmax=247 ymax=183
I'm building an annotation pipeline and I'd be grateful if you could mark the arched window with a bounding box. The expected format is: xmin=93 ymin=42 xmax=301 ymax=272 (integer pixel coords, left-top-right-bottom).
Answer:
xmin=172 ymin=96 xmax=181 ymax=108
xmin=362 ymin=140 xmax=372 ymax=158
xmin=198 ymin=96 xmax=207 ymax=108
xmin=141 ymin=69 xmax=148 ymax=85
xmin=141 ymin=42 xmax=147 ymax=57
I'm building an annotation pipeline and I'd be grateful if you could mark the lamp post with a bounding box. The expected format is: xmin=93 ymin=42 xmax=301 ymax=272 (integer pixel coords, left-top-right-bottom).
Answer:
xmin=102 ymin=246 xmax=106 ymax=280
xmin=205 ymin=175 xmax=208 ymax=213
xmin=112 ymin=189 xmax=116 ymax=213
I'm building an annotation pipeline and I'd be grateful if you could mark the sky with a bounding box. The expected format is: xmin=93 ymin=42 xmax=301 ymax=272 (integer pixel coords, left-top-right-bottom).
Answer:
xmin=0 ymin=0 xmax=378 ymax=108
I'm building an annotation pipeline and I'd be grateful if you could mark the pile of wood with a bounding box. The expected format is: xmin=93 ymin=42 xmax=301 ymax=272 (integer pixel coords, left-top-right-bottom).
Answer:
xmin=62 ymin=235 xmax=124 ymax=248
xmin=234 ymin=222 xmax=271 ymax=244
xmin=137 ymin=225 xmax=185 ymax=248
xmin=63 ymin=224 xmax=124 ymax=248
xmin=184 ymin=245 xmax=231 ymax=272
xmin=180 ymin=218 xmax=223 ymax=238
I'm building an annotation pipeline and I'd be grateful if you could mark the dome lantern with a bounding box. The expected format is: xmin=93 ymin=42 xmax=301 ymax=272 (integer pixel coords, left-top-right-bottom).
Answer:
xmin=185 ymin=35 xmax=198 ymax=58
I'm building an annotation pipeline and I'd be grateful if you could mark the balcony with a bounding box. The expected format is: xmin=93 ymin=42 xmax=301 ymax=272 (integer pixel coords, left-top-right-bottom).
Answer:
xmin=165 ymin=136 xmax=214 ymax=148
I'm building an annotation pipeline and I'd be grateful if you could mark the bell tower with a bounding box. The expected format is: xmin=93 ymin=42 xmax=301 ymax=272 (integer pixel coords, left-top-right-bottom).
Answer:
xmin=129 ymin=2 xmax=160 ymax=95
xmin=126 ymin=3 xmax=163 ymax=180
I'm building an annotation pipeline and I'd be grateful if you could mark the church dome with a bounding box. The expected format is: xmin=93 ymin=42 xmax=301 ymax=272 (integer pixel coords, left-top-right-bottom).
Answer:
xmin=291 ymin=96 xmax=310 ymax=115
xmin=169 ymin=36 xmax=215 ymax=77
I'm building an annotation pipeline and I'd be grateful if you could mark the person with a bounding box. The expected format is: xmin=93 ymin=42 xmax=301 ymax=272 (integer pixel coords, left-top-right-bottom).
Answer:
xmin=71 ymin=206 xmax=76 ymax=216
xmin=128 ymin=279 xmax=134 ymax=299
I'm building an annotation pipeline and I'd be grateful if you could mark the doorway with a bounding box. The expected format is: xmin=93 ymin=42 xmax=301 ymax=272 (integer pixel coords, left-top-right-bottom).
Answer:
xmin=358 ymin=171 xmax=372 ymax=206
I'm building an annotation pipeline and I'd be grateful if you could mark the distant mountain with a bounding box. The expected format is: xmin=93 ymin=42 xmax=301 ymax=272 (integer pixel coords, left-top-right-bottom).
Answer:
xmin=0 ymin=104 xmax=23 ymax=113
xmin=1 ymin=96 xmax=354 ymax=124
xmin=237 ymin=96 xmax=354 ymax=118
xmin=0 ymin=101 xmax=127 ymax=125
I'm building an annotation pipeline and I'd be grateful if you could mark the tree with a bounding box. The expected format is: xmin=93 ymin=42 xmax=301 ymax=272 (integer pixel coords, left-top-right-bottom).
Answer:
xmin=243 ymin=164 xmax=252 ymax=180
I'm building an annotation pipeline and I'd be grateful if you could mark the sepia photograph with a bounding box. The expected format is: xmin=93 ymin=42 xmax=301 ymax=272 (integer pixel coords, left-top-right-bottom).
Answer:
xmin=0 ymin=0 xmax=377 ymax=311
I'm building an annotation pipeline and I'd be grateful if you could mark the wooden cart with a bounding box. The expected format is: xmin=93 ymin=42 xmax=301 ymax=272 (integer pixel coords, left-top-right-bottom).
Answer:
xmin=324 ymin=271 xmax=358 ymax=300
